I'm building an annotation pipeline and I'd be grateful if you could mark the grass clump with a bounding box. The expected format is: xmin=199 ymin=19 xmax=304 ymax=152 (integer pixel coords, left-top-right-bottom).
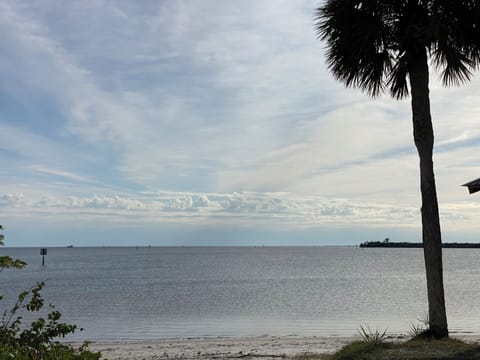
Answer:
xmin=332 ymin=340 xmax=389 ymax=360
xmin=358 ymin=325 xmax=388 ymax=344
xmin=327 ymin=337 xmax=480 ymax=360
xmin=292 ymin=341 xmax=388 ymax=360
xmin=294 ymin=325 xmax=480 ymax=360
xmin=409 ymin=313 xmax=431 ymax=338
xmin=293 ymin=326 xmax=390 ymax=360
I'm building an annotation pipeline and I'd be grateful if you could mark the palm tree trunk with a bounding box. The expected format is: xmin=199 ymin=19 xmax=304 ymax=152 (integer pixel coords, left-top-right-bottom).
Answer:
xmin=409 ymin=49 xmax=448 ymax=338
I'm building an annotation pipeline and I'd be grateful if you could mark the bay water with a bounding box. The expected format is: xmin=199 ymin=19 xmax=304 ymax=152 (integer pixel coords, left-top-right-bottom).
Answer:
xmin=1 ymin=246 xmax=479 ymax=341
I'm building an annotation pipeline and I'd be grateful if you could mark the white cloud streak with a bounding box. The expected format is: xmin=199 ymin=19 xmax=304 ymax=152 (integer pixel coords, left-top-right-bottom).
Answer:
xmin=0 ymin=190 xmax=475 ymax=231
xmin=0 ymin=0 xmax=480 ymax=239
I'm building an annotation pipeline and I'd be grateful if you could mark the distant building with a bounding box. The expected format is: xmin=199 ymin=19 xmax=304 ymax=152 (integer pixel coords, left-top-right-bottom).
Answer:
xmin=463 ymin=178 xmax=480 ymax=194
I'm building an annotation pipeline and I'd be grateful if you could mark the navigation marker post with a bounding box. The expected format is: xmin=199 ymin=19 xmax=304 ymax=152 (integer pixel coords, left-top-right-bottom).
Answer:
xmin=40 ymin=248 xmax=47 ymax=266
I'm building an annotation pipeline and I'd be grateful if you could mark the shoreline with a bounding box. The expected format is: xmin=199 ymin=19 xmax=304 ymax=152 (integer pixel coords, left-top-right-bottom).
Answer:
xmin=86 ymin=335 xmax=359 ymax=359
xmin=85 ymin=334 xmax=480 ymax=359
xmin=359 ymin=241 xmax=480 ymax=248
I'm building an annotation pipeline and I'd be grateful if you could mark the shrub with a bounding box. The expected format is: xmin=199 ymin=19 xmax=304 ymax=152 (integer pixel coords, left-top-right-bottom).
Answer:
xmin=0 ymin=225 xmax=101 ymax=359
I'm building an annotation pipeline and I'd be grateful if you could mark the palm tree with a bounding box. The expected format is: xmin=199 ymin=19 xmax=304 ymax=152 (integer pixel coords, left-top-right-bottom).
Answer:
xmin=315 ymin=0 xmax=480 ymax=338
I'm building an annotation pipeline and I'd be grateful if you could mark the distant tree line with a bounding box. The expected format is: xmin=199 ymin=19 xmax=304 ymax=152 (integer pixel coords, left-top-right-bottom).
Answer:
xmin=360 ymin=241 xmax=480 ymax=248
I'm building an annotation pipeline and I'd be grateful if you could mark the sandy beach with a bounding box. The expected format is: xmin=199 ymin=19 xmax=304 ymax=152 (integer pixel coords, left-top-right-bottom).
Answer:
xmin=88 ymin=335 xmax=358 ymax=360
xmin=88 ymin=334 xmax=480 ymax=359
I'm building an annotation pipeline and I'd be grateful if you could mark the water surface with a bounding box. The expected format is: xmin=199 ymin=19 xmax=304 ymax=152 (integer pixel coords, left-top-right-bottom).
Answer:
xmin=1 ymin=246 xmax=479 ymax=341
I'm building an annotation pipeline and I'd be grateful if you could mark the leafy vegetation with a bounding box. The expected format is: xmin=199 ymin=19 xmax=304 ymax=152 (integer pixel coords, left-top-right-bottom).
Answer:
xmin=0 ymin=225 xmax=26 ymax=274
xmin=0 ymin=225 xmax=101 ymax=359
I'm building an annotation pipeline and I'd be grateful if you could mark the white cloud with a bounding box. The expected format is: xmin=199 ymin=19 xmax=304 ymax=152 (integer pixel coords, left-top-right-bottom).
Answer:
xmin=1 ymin=0 xmax=480 ymax=242
xmin=0 ymin=193 xmax=25 ymax=207
xmin=2 ymin=190 xmax=476 ymax=231
xmin=29 ymin=165 xmax=92 ymax=183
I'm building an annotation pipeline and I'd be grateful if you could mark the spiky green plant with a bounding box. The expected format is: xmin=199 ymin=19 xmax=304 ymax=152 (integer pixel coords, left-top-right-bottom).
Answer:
xmin=358 ymin=325 xmax=388 ymax=344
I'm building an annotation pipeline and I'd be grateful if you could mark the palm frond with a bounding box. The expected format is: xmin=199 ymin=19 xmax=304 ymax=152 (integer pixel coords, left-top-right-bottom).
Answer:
xmin=388 ymin=53 xmax=409 ymax=99
xmin=432 ymin=41 xmax=473 ymax=86
xmin=429 ymin=0 xmax=480 ymax=84
xmin=316 ymin=0 xmax=480 ymax=98
xmin=315 ymin=0 xmax=394 ymax=97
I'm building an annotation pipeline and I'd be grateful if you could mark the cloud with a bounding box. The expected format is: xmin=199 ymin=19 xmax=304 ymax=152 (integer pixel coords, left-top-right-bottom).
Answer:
xmin=3 ymin=190 xmax=476 ymax=230
xmin=1 ymin=0 xmax=480 ymax=243
xmin=0 ymin=193 xmax=25 ymax=207
xmin=30 ymin=165 xmax=92 ymax=183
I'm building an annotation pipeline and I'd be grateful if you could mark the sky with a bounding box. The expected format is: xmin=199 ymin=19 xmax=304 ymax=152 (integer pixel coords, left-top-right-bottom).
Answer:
xmin=0 ymin=0 xmax=479 ymax=247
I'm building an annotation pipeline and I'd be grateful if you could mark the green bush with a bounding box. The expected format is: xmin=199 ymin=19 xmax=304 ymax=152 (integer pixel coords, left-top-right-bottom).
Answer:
xmin=0 ymin=225 xmax=101 ymax=359
xmin=0 ymin=342 xmax=101 ymax=360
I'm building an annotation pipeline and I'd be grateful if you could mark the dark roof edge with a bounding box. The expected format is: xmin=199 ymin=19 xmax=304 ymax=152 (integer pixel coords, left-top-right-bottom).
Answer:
xmin=462 ymin=178 xmax=480 ymax=187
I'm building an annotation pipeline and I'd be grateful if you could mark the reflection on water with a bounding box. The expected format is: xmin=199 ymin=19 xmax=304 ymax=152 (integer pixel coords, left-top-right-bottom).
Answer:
xmin=1 ymin=246 xmax=479 ymax=341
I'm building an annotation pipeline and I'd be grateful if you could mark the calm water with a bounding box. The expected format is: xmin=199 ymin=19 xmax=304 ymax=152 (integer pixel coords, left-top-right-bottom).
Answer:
xmin=1 ymin=246 xmax=480 ymax=341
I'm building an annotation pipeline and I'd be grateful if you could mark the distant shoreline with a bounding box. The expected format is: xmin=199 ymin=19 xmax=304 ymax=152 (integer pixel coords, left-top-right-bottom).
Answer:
xmin=360 ymin=241 xmax=480 ymax=248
